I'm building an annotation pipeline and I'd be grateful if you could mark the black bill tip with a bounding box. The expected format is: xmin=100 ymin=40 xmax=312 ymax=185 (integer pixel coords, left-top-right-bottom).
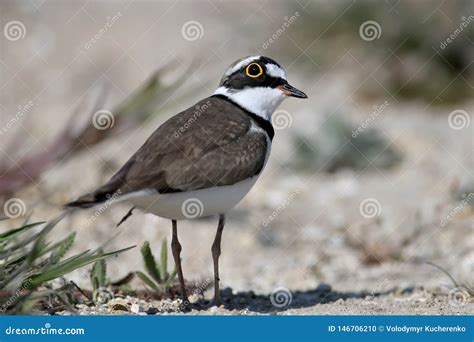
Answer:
xmin=279 ymin=82 xmax=308 ymax=99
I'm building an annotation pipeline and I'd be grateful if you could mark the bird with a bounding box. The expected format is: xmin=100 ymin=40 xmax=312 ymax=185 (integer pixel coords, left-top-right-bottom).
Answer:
xmin=66 ymin=55 xmax=307 ymax=306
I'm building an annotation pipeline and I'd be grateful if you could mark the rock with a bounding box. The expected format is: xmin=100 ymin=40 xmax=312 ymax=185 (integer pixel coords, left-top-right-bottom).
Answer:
xmin=146 ymin=308 xmax=159 ymax=315
xmin=130 ymin=303 xmax=144 ymax=314
xmin=209 ymin=306 xmax=219 ymax=313
xmin=112 ymin=304 xmax=128 ymax=312
xmin=316 ymin=283 xmax=332 ymax=293
xmin=221 ymin=287 xmax=233 ymax=298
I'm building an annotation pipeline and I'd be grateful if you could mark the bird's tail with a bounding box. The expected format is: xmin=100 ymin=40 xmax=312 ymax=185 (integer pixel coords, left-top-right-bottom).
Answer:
xmin=65 ymin=189 xmax=117 ymax=209
xmin=65 ymin=194 xmax=100 ymax=208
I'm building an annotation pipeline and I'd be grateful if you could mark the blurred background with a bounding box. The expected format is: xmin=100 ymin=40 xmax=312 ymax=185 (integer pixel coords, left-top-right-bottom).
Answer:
xmin=0 ymin=0 xmax=473 ymax=313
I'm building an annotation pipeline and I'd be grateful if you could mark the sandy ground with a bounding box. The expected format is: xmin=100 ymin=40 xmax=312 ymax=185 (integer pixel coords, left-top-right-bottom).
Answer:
xmin=59 ymin=285 xmax=473 ymax=316
xmin=1 ymin=1 xmax=473 ymax=315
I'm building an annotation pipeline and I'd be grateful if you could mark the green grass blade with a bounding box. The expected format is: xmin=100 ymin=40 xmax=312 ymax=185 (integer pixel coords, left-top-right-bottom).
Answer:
xmin=141 ymin=241 xmax=161 ymax=283
xmin=160 ymin=238 xmax=169 ymax=281
xmin=90 ymin=249 xmax=107 ymax=290
xmin=28 ymin=245 xmax=135 ymax=287
xmin=136 ymin=271 xmax=159 ymax=291
xmin=0 ymin=222 xmax=45 ymax=241
xmin=48 ymin=232 xmax=76 ymax=264
xmin=1 ymin=213 xmax=64 ymax=258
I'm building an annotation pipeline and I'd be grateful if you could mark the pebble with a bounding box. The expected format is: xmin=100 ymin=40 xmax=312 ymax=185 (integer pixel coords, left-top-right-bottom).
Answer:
xmin=112 ymin=304 xmax=128 ymax=312
xmin=209 ymin=306 xmax=220 ymax=313
xmin=316 ymin=283 xmax=332 ymax=293
xmin=130 ymin=303 xmax=144 ymax=314
xmin=146 ymin=308 xmax=159 ymax=315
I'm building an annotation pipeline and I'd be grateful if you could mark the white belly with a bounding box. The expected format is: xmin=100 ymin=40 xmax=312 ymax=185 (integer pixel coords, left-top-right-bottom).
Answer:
xmin=124 ymin=176 xmax=260 ymax=220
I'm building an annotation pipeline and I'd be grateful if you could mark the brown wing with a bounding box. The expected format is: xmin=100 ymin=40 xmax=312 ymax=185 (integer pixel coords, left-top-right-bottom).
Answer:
xmin=67 ymin=97 xmax=268 ymax=207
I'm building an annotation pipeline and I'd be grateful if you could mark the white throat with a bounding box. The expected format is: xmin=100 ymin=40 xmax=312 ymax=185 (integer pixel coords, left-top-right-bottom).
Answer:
xmin=214 ymin=86 xmax=285 ymax=120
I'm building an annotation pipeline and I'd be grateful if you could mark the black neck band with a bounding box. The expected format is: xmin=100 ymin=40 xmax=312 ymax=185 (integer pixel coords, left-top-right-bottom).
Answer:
xmin=212 ymin=94 xmax=275 ymax=140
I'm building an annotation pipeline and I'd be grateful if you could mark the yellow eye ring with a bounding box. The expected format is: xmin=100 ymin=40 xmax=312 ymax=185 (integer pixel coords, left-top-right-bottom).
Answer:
xmin=245 ymin=63 xmax=263 ymax=78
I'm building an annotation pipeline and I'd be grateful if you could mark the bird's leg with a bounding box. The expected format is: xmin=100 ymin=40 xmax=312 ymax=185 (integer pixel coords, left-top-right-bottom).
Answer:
xmin=171 ymin=219 xmax=188 ymax=303
xmin=211 ymin=214 xmax=225 ymax=306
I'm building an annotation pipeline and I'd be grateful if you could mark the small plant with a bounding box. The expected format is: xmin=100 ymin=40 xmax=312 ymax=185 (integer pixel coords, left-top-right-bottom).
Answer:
xmin=88 ymin=252 xmax=137 ymax=304
xmin=427 ymin=262 xmax=474 ymax=297
xmin=90 ymin=250 xmax=107 ymax=292
xmin=0 ymin=214 xmax=134 ymax=313
xmin=136 ymin=240 xmax=177 ymax=292
xmin=89 ymin=250 xmax=114 ymax=305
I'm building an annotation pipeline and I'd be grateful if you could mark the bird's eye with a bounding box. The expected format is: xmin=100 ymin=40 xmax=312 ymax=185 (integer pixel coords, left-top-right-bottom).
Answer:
xmin=245 ymin=63 xmax=263 ymax=78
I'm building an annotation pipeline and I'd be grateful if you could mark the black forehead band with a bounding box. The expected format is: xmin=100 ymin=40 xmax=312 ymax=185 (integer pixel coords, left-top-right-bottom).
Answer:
xmin=222 ymin=75 xmax=286 ymax=90
xmin=257 ymin=56 xmax=281 ymax=68
xmin=223 ymin=58 xmax=283 ymax=83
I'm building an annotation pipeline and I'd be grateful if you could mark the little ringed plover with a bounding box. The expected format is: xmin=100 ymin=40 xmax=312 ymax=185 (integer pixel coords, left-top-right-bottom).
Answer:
xmin=67 ymin=55 xmax=307 ymax=306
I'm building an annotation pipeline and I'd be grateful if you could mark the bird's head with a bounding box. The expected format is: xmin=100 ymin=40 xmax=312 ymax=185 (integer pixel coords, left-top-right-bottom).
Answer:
xmin=214 ymin=56 xmax=307 ymax=120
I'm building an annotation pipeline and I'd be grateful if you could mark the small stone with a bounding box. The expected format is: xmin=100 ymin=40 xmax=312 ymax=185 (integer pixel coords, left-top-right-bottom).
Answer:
xmin=221 ymin=287 xmax=233 ymax=297
xmin=209 ymin=306 xmax=219 ymax=313
xmin=316 ymin=283 xmax=332 ymax=293
xmin=112 ymin=304 xmax=128 ymax=312
xmin=146 ymin=308 xmax=159 ymax=315
xmin=130 ymin=303 xmax=144 ymax=314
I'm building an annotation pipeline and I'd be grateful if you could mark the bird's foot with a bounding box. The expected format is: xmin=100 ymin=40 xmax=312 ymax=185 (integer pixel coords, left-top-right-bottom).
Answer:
xmin=213 ymin=297 xmax=222 ymax=307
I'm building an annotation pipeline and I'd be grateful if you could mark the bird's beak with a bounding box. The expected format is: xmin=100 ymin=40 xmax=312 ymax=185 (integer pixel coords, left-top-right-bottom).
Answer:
xmin=278 ymin=82 xmax=308 ymax=99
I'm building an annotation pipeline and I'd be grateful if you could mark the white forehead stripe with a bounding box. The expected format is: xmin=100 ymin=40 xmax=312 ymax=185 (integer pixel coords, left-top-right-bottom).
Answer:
xmin=265 ymin=63 xmax=287 ymax=79
xmin=224 ymin=56 xmax=260 ymax=76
